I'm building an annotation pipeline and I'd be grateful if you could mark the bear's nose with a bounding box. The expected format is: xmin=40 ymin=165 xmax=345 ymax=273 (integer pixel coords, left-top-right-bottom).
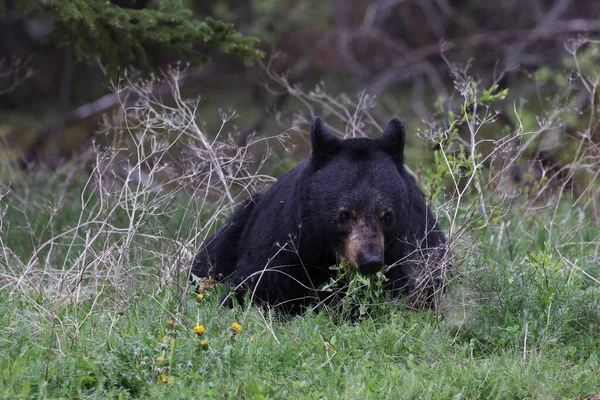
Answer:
xmin=357 ymin=253 xmax=384 ymax=275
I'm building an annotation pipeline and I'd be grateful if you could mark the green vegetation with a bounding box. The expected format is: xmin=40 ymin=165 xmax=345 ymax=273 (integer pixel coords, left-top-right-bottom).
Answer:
xmin=1 ymin=44 xmax=599 ymax=398
xmin=2 ymin=282 xmax=598 ymax=399
xmin=5 ymin=0 xmax=263 ymax=78
xmin=0 ymin=165 xmax=598 ymax=399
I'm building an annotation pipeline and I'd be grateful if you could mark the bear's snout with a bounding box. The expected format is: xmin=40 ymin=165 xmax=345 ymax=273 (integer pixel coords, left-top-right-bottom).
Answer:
xmin=342 ymin=218 xmax=385 ymax=274
xmin=357 ymin=252 xmax=385 ymax=275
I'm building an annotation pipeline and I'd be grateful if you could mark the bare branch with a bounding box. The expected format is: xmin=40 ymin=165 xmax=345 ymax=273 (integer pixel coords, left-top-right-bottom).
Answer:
xmin=0 ymin=56 xmax=33 ymax=96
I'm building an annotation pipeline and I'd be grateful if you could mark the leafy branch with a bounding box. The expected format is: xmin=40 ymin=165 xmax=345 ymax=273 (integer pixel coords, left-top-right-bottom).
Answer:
xmin=10 ymin=0 xmax=264 ymax=77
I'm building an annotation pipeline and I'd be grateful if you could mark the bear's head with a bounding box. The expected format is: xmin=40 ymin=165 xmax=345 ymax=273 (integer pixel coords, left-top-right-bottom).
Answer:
xmin=306 ymin=117 xmax=411 ymax=275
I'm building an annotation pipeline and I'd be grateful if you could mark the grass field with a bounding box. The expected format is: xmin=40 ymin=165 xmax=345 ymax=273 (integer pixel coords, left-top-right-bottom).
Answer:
xmin=1 ymin=66 xmax=599 ymax=398
xmin=0 ymin=163 xmax=599 ymax=400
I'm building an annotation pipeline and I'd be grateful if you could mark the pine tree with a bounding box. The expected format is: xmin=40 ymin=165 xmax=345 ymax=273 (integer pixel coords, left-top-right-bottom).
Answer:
xmin=5 ymin=0 xmax=264 ymax=77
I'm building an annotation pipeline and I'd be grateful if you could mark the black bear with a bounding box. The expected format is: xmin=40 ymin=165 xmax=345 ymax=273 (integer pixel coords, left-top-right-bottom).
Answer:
xmin=191 ymin=117 xmax=448 ymax=313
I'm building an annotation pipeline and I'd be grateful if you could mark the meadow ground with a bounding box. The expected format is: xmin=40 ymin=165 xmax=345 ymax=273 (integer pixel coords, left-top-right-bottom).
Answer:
xmin=0 ymin=168 xmax=598 ymax=400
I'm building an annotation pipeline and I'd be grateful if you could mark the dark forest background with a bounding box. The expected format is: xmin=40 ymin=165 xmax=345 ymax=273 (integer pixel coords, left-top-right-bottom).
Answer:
xmin=2 ymin=0 xmax=599 ymax=180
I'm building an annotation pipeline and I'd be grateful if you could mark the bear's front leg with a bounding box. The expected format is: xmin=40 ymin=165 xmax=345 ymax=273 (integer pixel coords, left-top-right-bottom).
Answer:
xmin=219 ymin=269 xmax=252 ymax=308
xmin=384 ymin=240 xmax=446 ymax=307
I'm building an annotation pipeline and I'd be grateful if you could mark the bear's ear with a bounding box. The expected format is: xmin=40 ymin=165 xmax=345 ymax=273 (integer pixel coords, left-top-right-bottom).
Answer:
xmin=378 ymin=118 xmax=406 ymax=165
xmin=310 ymin=116 xmax=341 ymax=166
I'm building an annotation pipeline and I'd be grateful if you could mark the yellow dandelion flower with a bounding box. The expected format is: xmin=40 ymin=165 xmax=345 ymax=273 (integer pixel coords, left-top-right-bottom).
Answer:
xmin=159 ymin=374 xmax=169 ymax=383
xmin=194 ymin=324 xmax=206 ymax=336
xmin=231 ymin=322 xmax=242 ymax=334
xmin=249 ymin=336 xmax=254 ymax=342
xmin=156 ymin=356 xmax=166 ymax=365
xmin=166 ymin=318 xmax=175 ymax=328
xmin=200 ymin=339 xmax=209 ymax=351
xmin=196 ymin=293 xmax=204 ymax=302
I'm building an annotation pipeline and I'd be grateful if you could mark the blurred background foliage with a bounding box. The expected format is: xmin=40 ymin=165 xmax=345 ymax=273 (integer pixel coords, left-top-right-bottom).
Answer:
xmin=0 ymin=6 xmax=599 ymax=396
xmin=1 ymin=0 xmax=599 ymax=184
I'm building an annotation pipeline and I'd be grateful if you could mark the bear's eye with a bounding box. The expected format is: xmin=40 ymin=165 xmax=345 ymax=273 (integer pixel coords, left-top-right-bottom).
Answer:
xmin=338 ymin=210 xmax=351 ymax=222
xmin=381 ymin=211 xmax=394 ymax=224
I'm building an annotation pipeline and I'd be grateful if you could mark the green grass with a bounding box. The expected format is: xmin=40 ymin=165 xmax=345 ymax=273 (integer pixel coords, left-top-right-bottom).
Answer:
xmin=1 ymin=283 xmax=598 ymax=399
xmin=0 ymin=173 xmax=599 ymax=399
